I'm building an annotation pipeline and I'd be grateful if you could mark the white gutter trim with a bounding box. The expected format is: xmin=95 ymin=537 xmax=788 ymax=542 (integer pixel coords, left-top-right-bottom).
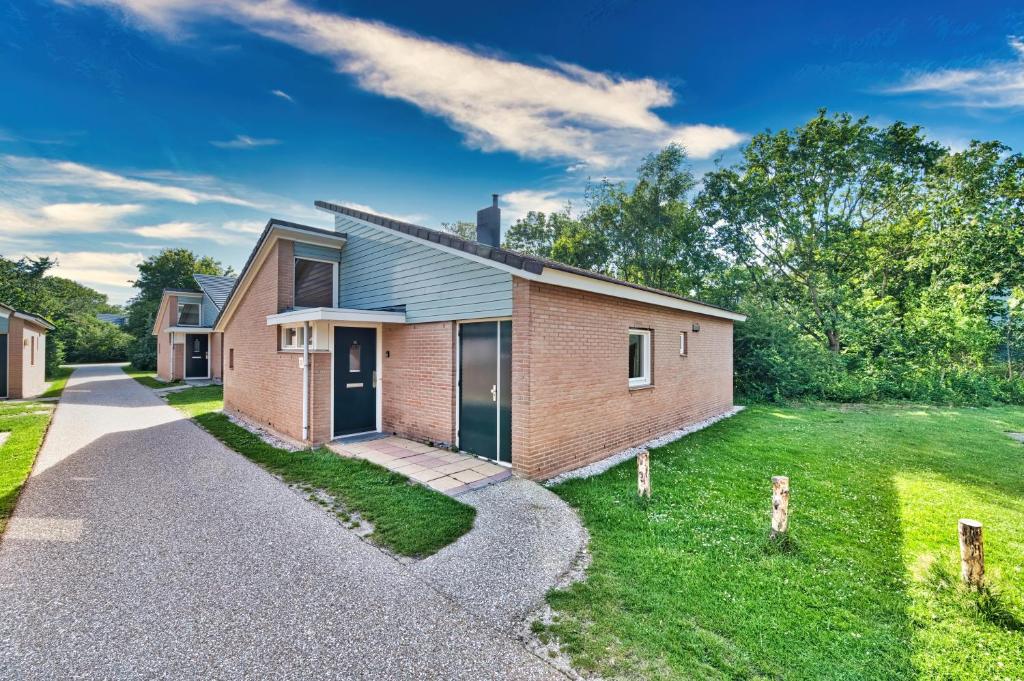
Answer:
xmin=327 ymin=211 xmax=745 ymax=322
xmin=12 ymin=312 xmax=55 ymax=330
xmin=302 ymin=320 xmax=310 ymax=442
xmin=166 ymin=326 xmax=215 ymax=334
xmin=266 ymin=307 xmax=406 ymax=325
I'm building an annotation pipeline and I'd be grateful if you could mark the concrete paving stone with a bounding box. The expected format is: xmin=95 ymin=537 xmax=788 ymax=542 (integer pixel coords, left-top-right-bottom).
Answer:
xmin=409 ymin=469 xmax=447 ymax=483
xmin=452 ymin=469 xmax=487 ymax=484
xmin=436 ymin=461 xmax=479 ymax=475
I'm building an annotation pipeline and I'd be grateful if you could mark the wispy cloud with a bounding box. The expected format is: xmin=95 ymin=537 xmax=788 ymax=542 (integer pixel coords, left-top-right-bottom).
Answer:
xmin=6 ymin=249 xmax=146 ymax=302
xmin=132 ymin=220 xmax=249 ymax=244
xmin=886 ymin=35 xmax=1024 ymax=108
xmin=210 ymin=134 xmax=281 ymax=149
xmin=270 ymin=88 xmax=294 ymax=102
xmin=0 ymin=200 xmax=143 ymax=234
xmin=1 ymin=154 xmax=257 ymax=206
xmin=502 ymin=189 xmax=575 ymax=225
xmin=66 ymin=0 xmax=744 ymax=169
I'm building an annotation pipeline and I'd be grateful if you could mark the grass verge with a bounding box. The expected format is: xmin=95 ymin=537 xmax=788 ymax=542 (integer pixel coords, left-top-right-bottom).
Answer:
xmin=40 ymin=366 xmax=73 ymax=399
xmin=122 ymin=366 xmax=182 ymax=389
xmin=166 ymin=386 xmax=475 ymax=557
xmin=543 ymin=404 xmax=1024 ymax=680
xmin=0 ymin=402 xmax=55 ymax=535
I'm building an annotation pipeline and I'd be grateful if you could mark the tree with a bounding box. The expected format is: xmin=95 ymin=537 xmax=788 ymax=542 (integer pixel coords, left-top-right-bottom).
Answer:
xmin=125 ymin=249 xmax=232 ymax=370
xmin=502 ymin=208 xmax=611 ymax=271
xmin=699 ymin=110 xmax=945 ymax=352
xmin=440 ymin=221 xmax=477 ymax=241
xmin=589 ymin=144 xmax=718 ymax=295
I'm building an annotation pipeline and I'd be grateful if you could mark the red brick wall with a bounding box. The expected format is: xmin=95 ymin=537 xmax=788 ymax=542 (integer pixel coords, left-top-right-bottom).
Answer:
xmin=381 ymin=321 xmax=456 ymax=446
xmin=210 ymin=332 xmax=223 ymax=381
xmin=223 ymin=239 xmax=329 ymax=443
xmin=155 ymin=295 xmax=176 ymax=382
xmin=7 ymin=317 xmax=23 ymax=399
xmin=511 ymin=278 xmax=734 ymax=480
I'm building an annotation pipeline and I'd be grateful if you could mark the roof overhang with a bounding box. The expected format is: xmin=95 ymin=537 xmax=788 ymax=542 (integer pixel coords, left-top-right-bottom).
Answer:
xmin=214 ymin=221 xmax=347 ymax=332
xmin=14 ymin=311 xmax=55 ymax=330
xmin=166 ymin=326 xmax=215 ymax=334
xmin=267 ymin=307 xmax=406 ymax=326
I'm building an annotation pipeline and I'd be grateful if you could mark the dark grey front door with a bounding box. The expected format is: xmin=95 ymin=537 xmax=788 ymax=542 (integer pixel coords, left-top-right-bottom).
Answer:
xmin=458 ymin=321 xmax=511 ymax=462
xmin=334 ymin=327 xmax=377 ymax=436
xmin=185 ymin=334 xmax=209 ymax=378
xmin=0 ymin=333 xmax=7 ymax=398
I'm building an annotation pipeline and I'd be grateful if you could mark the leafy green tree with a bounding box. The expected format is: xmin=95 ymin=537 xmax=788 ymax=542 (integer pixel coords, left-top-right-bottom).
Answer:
xmin=589 ymin=144 xmax=717 ymax=295
xmin=700 ymin=111 xmax=945 ymax=352
xmin=440 ymin=221 xmax=477 ymax=241
xmin=126 ymin=249 xmax=232 ymax=370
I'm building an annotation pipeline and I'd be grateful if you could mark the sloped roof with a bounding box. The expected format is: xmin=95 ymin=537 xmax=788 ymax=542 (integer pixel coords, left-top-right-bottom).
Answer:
xmin=97 ymin=313 xmax=127 ymax=326
xmin=193 ymin=273 xmax=237 ymax=310
xmin=315 ymin=199 xmax=743 ymax=319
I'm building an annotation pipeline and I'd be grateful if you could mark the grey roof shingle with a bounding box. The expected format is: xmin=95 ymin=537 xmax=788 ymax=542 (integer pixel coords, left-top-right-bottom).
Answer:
xmin=193 ymin=274 xmax=237 ymax=310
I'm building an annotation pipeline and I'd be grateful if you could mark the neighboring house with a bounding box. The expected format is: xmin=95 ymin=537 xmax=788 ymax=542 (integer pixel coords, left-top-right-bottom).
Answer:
xmin=96 ymin=313 xmax=128 ymax=327
xmin=152 ymin=274 xmax=237 ymax=383
xmin=0 ymin=302 xmax=54 ymax=400
xmin=212 ymin=196 xmax=745 ymax=481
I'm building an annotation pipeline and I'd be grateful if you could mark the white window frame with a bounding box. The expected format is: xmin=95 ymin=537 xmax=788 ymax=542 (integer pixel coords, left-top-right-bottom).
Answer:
xmin=293 ymin=256 xmax=339 ymax=309
xmin=680 ymin=331 xmax=688 ymax=356
xmin=177 ymin=301 xmax=201 ymax=326
xmin=628 ymin=329 xmax=651 ymax=388
xmin=280 ymin=324 xmax=315 ymax=351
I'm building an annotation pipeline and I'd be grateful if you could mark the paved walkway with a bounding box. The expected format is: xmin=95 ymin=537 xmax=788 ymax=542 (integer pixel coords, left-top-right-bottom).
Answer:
xmin=327 ymin=436 xmax=513 ymax=496
xmin=0 ymin=365 xmax=575 ymax=679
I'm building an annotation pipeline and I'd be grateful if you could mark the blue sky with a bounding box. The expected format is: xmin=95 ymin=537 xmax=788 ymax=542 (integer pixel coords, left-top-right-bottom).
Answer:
xmin=1 ymin=0 xmax=1022 ymax=303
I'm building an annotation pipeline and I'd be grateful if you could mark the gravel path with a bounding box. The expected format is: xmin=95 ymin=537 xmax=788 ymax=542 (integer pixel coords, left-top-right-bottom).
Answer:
xmin=0 ymin=365 xmax=568 ymax=680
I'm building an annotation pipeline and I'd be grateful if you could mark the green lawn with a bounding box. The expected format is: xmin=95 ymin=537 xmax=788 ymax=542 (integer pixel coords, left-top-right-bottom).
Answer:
xmin=122 ymin=366 xmax=182 ymax=389
xmin=544 ymin=404 xmax=1024 ymax=680
xmin=0 ymin=402 xmax=55 ymax=535
xmin=166 ymin=386 xmax=475 ymax=557
xmin=40 ymin=366 xmax=73 ymax=398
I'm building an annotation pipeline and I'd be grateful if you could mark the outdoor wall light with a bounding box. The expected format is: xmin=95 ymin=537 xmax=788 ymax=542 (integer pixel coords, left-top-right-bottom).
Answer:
xmin=692 ymin=323 xmax=701 ymax=332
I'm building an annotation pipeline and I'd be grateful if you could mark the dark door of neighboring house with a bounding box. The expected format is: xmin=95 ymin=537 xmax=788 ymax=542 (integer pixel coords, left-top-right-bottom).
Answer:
xmin=334 ymin=326 xmax=377 ymax=437
xmin=0 ymin=333 xmax=7 ymax=398
xmin=185 ymin=334 xmax=209 ymax=378
xmin=458 ymin=321 xmax=512 ymax=463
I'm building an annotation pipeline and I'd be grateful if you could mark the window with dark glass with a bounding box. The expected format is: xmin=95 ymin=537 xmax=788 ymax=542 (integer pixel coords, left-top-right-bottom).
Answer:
xmin=177 ymin=302 xmax=200 ymax=325
xmin=294 ymin=258 xmax=335 ymax=308
xmin=628 ymin=329 xmax=651 ymax=387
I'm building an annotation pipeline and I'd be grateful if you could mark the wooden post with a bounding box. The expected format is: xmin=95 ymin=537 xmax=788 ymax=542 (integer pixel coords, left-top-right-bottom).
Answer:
xmin=637 ymin=450 xmax=651 ymax=498
xmin=958 ymin=519 xmax=984 ymax=588
xmin=770 ymin=476 xmax=789 ymax=539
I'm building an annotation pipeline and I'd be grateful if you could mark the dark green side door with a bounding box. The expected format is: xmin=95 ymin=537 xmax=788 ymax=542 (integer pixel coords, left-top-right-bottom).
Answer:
xmin=0 ymin=333 xmax=7 ymax=398
xmin=459 ymin=321 xmax=512 ymax=462
xmin=334 ymin=326 xmax=377 ymax=436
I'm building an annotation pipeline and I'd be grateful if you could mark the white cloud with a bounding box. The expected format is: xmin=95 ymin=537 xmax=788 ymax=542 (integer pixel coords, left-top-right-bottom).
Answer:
xmin=67 ymin=0 xmax=744 ymax=169
xmin=501 ymin=189 xmax=574 ymax=225
xmin=0 ymin=200 xmax=143 ymax=234
xmin=132 ymin=220 xmax=250 ymax=244
xmin=210 ymin=134 xmax=281 ymax=149
xmin=10 ymin=250 xmax=145 ymax=303
xmin=886 ymin=35 xmax=1024 ymax=108
xmin=222 ymin=218 xmax=265 ymax=234
xmin=271 ymin=88 xmax=294 ymax=102
xmin=1 ymin=154 xmax=257 ymax=206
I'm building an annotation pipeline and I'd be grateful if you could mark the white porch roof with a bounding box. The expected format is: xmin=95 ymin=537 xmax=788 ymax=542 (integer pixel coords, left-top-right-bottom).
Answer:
xmin=266 ymin=307 xmax=406 ymax=326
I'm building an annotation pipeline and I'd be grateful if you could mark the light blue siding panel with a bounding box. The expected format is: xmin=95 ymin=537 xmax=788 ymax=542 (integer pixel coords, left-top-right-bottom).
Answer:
xmin=294 ymin=242 xmax=342 ymax=262
xmin=0 ymin=316 xmax=7 ymax=333
xmin=336 ymin=218 xmax=512 ymax=322
xmin=201 ymin=293 xmax=218 ymax=328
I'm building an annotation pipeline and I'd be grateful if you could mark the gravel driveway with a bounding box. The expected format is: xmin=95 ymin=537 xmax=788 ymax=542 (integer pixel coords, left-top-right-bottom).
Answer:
xmin=0 ymin=365 xmax=568 ymax=680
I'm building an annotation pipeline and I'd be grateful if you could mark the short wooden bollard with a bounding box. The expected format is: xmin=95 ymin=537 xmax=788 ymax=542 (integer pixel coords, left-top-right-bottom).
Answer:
xmin=958 ymin=519 xmax=984 ymax=588
xmin=637 ymin=450 xmax=651 ymax=498
xmin=770 ymin=476 xmax=790 ymax=539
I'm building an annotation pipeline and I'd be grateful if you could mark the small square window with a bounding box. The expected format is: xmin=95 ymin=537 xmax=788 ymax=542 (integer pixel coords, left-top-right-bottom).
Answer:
xmin=281 ymin=326 xmax=313 ymax=350
xmin=177 ymin=302 xmax=200 ymax=326
xmin=680 ymin=332 xmax=688 ymax=356
xmin=628 ymin=329 xmax=651 ymax=388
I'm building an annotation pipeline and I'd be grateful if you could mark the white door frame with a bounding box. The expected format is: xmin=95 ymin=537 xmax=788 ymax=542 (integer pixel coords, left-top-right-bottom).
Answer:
xmin=329 ymin=321 xmax=383 ymax=439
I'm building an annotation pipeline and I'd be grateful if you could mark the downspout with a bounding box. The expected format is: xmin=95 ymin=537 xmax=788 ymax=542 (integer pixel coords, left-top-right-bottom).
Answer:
xmin=302 ymin=321 xmax=310 ymax=442
xmin=168 ymin=331 xmax=174 ymax=381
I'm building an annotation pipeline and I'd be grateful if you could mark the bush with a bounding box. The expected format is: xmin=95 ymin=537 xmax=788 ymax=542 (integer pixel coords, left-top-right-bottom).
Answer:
xmin=60 ymin=317 xmax=133 ymax=364
xmin=130 ymin=335 xmax=157 ymax=371
xmin=45 ymin=334 xmax=65 ymax=379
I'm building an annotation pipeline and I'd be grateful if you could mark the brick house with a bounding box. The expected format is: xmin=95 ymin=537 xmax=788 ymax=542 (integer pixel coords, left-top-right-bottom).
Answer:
xmin=0 ymin=302 xmax=53 ymax=400
xmin=152 ymin=274 xmax=235 ymax=383
xmin=213 ymin=197 xmax=745 ymax=481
